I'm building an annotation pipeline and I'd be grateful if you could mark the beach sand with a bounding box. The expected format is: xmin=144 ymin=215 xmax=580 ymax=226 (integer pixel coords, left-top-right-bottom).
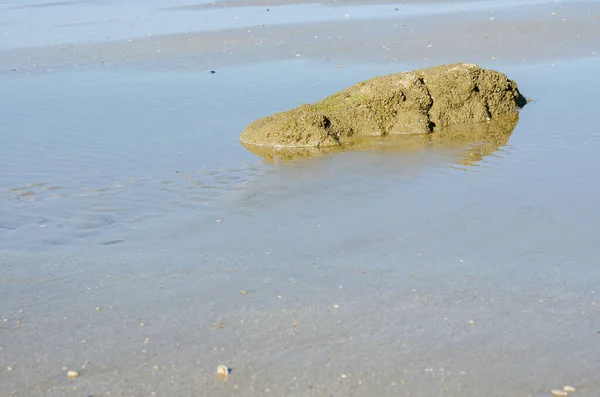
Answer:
xmin=1 ymin=0 xmax=600 ymax=396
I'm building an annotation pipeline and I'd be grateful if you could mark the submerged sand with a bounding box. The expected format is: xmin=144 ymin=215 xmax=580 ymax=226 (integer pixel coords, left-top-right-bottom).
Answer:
xmin=2 ymin=1 xmax=600 ymax=397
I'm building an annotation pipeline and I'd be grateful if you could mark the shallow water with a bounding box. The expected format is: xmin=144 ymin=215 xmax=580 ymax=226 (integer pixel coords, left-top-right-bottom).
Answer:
xmin=2 ymin=54 xmax=600 ymax=396
xmin=0 ymin=64 xmax=265 ymax=248
xmin=2 ymin=59 xmax=523 ymax=250
xmin=2 ymin=0 xmax=600 ymax=395
xmin=0 ymin=60 xmax=422 ymax=249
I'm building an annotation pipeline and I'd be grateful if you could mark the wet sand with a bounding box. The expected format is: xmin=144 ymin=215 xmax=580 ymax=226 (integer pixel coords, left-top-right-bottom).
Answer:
xmin=1 ymin=0 xmax=599 ymax=71
xmin=2 ymin=0 xmax=600 ymax=396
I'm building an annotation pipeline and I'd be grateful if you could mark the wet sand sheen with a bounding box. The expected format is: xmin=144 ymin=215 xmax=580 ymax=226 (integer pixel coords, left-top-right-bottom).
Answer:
xmin=2 ymin=0 xmax=600 ymax=396
xmin=1 ymin=0 xmax=599 ymax=72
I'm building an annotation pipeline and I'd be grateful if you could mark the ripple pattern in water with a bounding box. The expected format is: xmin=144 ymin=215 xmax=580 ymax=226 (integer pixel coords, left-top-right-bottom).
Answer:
xmin=0 ymin=162 xmax=266 ymax=247
xmin=0 ymin=66 xmax=277 ymax=248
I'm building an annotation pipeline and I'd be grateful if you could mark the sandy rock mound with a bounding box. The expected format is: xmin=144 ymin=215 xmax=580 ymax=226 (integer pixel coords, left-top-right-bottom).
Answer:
xmin=240 ymin=63 xmax=527 ymax=148
xmin=243 ymin=112 xmax=520 ymax=165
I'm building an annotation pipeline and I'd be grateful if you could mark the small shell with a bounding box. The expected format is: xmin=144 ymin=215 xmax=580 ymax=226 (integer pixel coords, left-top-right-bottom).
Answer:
xmin=551 ymin=390 xmax=568 ymax=397
xmin=563 ymin=386 xmax=576 ymax=393
xmin=67 ymin=370 xmax=79 ymax=378
xmin=217 ymin=365 xmax=229 ymax=378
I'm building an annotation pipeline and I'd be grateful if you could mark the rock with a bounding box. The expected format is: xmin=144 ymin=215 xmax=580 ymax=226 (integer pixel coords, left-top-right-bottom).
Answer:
xmin=217 ymin=364 xmax=230 ymax=378
xmin=240 ymin=63 xmax=527 ymax=152
xmin=243 ymin=111 xmax=519 ymax=165
xmin=67 ymin=370 xmax=79 ymax=378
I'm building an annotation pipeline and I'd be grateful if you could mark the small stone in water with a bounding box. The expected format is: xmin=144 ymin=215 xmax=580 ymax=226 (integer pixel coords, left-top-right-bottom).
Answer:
xmin=551 ymin=390 xmax=568 ymax=397
xmin=67 ymin=370 xmax=79 ymax=378
xmin=563 ymin=386 xmax=576 ymax=393
xmin=217 ymin=365 xmax=229 ymax=378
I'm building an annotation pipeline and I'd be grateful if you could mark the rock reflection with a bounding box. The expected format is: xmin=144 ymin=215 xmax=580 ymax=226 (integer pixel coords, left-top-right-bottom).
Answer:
xmin=242 ymin=112 xmax=519 ymax=167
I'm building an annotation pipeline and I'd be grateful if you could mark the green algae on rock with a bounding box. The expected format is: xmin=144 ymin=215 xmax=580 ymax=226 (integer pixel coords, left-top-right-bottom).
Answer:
xmin=240 ymin=63 xmax=527 ymax=150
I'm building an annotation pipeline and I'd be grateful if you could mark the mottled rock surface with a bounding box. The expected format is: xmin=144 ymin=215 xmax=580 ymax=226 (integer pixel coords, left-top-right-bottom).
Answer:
xmin=240 ymin=63 xmax=527 ymax=148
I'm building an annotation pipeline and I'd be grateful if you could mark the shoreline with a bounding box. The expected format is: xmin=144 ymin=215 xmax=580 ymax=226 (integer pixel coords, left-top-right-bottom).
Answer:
xmin=1 ymin=0 xmax=598 ymax=74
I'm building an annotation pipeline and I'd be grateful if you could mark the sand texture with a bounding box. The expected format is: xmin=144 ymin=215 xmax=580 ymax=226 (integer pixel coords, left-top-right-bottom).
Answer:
xmin=3 ymin=0 xmax=600 ymax=396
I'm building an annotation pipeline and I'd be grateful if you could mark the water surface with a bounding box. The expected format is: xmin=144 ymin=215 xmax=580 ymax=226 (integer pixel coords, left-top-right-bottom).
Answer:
xmin=1 ymin=1 xmax=600 ymax=396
